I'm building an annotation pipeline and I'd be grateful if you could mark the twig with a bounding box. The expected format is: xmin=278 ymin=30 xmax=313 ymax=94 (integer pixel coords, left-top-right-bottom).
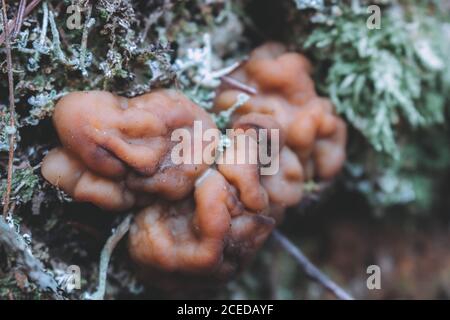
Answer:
xmin=0 ymin=0 xmax=42 ymax=45
xmin=28 ymin=0 xmax=48 ymax=71
xmin=272 ymin=230 xmax=354 ymax=300
xmin=1 ymin=0 xmax=16 ymax=218
xmin=214 ymin=92 xmax=250 ymax=129
xmin=79 ymin=4 xmax=93 ymax=76
xmin=37 ymin=2 xmax=48 ymax=46
xmin=267 ymin=246 xmax=280 ymax=299
xmin=139 ymin=0 xmax=173 ymax=43
xmin=221 ymin=76 xmax=258 ymax=95
xmin=88 ymin=214 xmax=132 ymax=300
xmin=0 ymin=217 xmax=63 ymax=299
xmin=12 ymin=0 xmax=27 ymax=37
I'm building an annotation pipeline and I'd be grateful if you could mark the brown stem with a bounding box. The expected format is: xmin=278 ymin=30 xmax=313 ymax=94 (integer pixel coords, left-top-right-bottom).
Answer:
xmin=272 ymin=230 xmax=354 ymax=300
xmin=0 ymin=0 xmax=42 ymax=46
xmin=221 ymin=75 xmax=258 ymax=95
xmin=1 ymin=0 xmax=16 ymax=218
xmin=12 ymin=0 xmax=27 ymax=37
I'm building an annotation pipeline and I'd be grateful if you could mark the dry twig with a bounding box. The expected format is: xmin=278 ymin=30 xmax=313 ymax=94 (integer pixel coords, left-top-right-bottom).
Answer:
xmin=79 ymin=3 xmax=92 ymax=76
xmin=1 ymin=0 xmax=16 ymax=218
xmin=12 ymin=0 xmax=27 ymax=37
xmin=272 ymin=230 xmax=354 ymax=300
xmin=0 ymin=0 xmax=42 ymax=45
xmin=139 ymin=0 xmax=173 ymax=43
xmin=221 ymin=75 xmax=258 ymax=95
xmin=88 ymin=214 xmax=132 ymax=300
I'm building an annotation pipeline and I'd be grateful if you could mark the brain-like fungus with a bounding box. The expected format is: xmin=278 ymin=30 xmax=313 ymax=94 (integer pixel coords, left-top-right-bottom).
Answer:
xmin=215 ymin=42 xmax=347 ymax=180
xmin=128 ymin=168 xmax=275 ymax=288
xmin=41 ymin=43 xmax=348 ymax=290
xmin=129 ymin=119 xmax=285 ymax=287
xmin=41 ymin=89 xmax=218 ymax=210
xmin=42 ymin=148 xmax=137 ymax=211
xmin=226 ymin=112 xmax=303 ymax=222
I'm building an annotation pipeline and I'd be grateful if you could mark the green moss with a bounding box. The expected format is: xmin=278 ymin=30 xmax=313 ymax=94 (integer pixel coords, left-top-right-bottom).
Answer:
xmin=0 ymin=274 xmax=44 ymax=300
xmin=303 ymin=4 xmax=449 ymax=158
xmin=286 ymin=1 xmax=450 ymax=210
xmin=0 ymin=167 xmax=39 ymax=206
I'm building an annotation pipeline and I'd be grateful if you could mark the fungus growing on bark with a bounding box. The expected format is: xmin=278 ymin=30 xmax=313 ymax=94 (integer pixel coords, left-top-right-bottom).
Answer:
xmin=41 ymin=89 xmax=278 ymax=286
xmin=40 ymin=44 xmax=348 ymax=289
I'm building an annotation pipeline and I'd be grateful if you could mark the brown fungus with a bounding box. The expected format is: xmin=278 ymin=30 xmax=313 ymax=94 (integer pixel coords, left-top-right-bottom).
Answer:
xmin=40 ymin=43 xmax=348 ymax=290
xmin=128 ymin=168 xmax=275 ymax=286
xmin=227 ymin=113 xmax=303 ymax=218
xmin=41 ymin=89 xmax=218 ymax=210
xmin=42 ymin=148 xmax=136 ymax=211
xmin=128 ymin=120 xmax=285 ymax=285
xmin=215 ymin=42 xmax=347 ymax=180
xmin=41 ymin=89 xmax=277 ymax=287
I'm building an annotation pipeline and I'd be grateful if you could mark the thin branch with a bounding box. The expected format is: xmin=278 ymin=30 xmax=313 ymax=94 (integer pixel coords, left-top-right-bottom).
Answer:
xmin=267 ymin=245 xmax=280 ymax=299
xmin=0 ymin=0 xmax=42 ymax=45
xmin=88 ymin=214 xmax=132 ymax=300
xmin=79 ymin=3 xmax=92 ymax=76
xmin=221 ymin=75 xmax=258 ymax=95
xmin=139 ymin=0 xmax=173 ymax=43
xmin=46 ymin=5 xmax=75 ymax=67
xmin=0 ymin=217 xmax=63 ymax=299
xmin=12 ymin=0 xmax=27 ymax=37
xmin=272 ymin=230 xmax=354 ymax=300
xmin=1 ymin=0 xmax=16 ymax=218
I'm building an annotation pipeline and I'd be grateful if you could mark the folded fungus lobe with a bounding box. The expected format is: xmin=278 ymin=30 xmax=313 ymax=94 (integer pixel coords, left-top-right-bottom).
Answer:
xmin=41 ymin=43 xmax=347 ymax=288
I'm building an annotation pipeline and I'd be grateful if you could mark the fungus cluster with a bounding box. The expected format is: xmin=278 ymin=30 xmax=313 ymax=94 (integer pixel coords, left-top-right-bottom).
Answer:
xmin=41 ymin=90 xmax=218 ymax=208
xmin=215 ymin=42 xmax=347 ymax=180
xmin=41 ymin=43 xmax=347 ymax=289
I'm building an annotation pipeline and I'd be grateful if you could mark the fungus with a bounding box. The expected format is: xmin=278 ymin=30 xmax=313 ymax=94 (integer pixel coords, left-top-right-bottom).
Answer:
xmin=41 ymin=89 xmax=277 ymax=286
xmin=261 ymin=147 xmax=304 ymax=220
xmin=41 ymin=89 xmax=218 ymax=209
xmin=128 ymin=120 xmax=287 ymax=284
xmin=41 ymin=148 xmax=136 ymax=211
xmin=40 ymin=44 xmax=348 ymax=289
xmin=128 ymin=169 xmax=275 ymax=286
xmin=225 ymin=113 xmax=303 ymax=218
xmin=215 ymin=42 xmax=347 ymax=180
xmin=217 ymin=128 xmax=270 ymax=213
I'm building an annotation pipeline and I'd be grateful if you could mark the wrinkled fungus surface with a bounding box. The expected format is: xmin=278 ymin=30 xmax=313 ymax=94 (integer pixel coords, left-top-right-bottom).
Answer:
xmin=129 ymin=169 xmax=274 ymax=281
xmin=42 ymin=89 xmax=217 ymax=210
xmin=41 ymin=44 xmax=347 ymax=289
xmin=215 ymin=42 xmax=347 ymax=180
